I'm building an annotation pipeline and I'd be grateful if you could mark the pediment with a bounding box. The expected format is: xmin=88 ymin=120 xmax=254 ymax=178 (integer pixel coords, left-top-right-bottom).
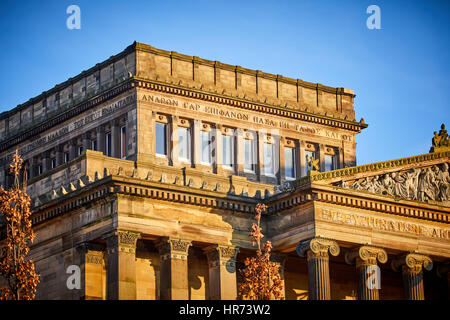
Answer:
xmin=293 ymin=151 xmax=450 ymax=206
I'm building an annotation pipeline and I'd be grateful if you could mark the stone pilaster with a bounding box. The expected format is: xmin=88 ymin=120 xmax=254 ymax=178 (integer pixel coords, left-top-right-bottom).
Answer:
xmin=296 ymin=237 xmax=340 ymax=300
xmin=392 ymin=252 xmax=433 ymax=300
xmin=299 ymin=141 xmax=306 ymax=177
xmin=82 ymin=132 xmax=90 ymax=151
xmin=156 ymin=237 xmax=192 ymax=300
xmin=96 ymin=126 xmax=106 ymax=154
xmin=204 ymin=244 xmax=239 ymax=300
xmin=236 ymin=128 xmax=244 ymax=174
xmin=55 ymin=145 xmax=64 ymax=167
xmin=111 ymin=119 xmax=121 ymax=158
xmin=69 ymin=138 xmax=77 ymax=160
xmin=170 ymin=115 xmax=179 ymax=165
xmin=42 ymin=151 xmax=51 ymax=172
xmin=103 ymin=230 xmax=140 ymax=300
xmin=318 ymin=144 xmax=325 ymax=172
xmin=270 ymin=252 xmax=287 ymax=299
xmin=76 ymin=243 xmax=105 ymax=300
xmin=345 ymin=245 xmax=387 ymax=300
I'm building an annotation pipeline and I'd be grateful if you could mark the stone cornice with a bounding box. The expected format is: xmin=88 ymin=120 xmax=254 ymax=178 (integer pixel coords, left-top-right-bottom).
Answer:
xmin=293 ymin=151 xmax=450 ymax=187
xmin=134 ymin=77 xmax=367 ymax=132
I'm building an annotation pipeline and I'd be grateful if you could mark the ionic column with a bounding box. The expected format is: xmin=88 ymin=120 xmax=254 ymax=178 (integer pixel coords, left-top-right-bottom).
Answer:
xmin=270 ymin=252 xmax=287 ymax=299
xmin=156 ymin=237 xmax=192 ymax=300
xmin=345 ymin=245 xmax=387 ymax=300
xmin=204 ymin=244 xmax=239 ymax=300
xmin=296 ymin=237 xmax=340 ymax=300
xmin=96 ymin=126 xmax=106 ymax=154
xmin=103 ymin=230 xmax=141 ymax=300
xmin=111 ymin=119 xmax=121 ymax=158
xmin=391 ymin=252 xmax=433 ymax=300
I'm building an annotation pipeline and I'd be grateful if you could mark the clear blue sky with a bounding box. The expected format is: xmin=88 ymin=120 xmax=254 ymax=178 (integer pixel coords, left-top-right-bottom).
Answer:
xmin=0 ymin=0 xmax=448 ymax=165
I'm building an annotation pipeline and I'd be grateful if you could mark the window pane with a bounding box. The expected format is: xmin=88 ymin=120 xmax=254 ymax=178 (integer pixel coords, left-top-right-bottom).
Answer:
xmin=244 ymin=139 xmax=254 ymax=171
xmin=121 ymin=126 xmax=126 ymax=159
xmin=178 ymin=127 xmax=191 ymax=162
xmin=222 ymin=135 xmax=233 ymax=168
xmin=325 ymin=155 xmax=335 ymax=172
xmin=155 ymin=123 xmax=167 ymax=156
xmin=285 ymin=147 xmax=295 ymax=179
xmin=106 ymin=132 xmax=112 ymax=157
xmin=201 ymin=131 xmax=211 ymax=164
xmin=264 ymin=143 xmax=274 ymax=175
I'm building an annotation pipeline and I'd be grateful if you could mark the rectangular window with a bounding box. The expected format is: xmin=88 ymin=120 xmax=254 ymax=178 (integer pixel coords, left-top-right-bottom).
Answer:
xmin=155 ymin=122 xmax=168 ymax=157
xmin=178 ymin=127 xmax=191 ymax=163
xmin=263 ymin=142 xmax=275 ymax=176
xmin=222 ymin=134 xmax=234 ymax=169
xmin=64 ymin=152 xmax=69 ymax=163
xmin=285 ymin=147 xmax=296 ymax=179
xmin=51 ymin=158 xmax=56 ymax=169
xmin=78 ymin=146 xmax=83 ymax=156
xmin=244 ymin=139 xmax=254 ymax=172
xmin=91 ymin=140 xmax=97 ymax=151
xmin=37 ymin=164 xmax=42 ymax=175
xmin=200 ymin=130 xmax=212 ymax=165
xmin=105 ymin=132 xmax=112 ymax=157
xmin=325 ymin=154 xmax=335 ymax=172
xmin=304 ymin=150 xmax=315 ymax=175
xmin=121 ymin=126 xmax=126 ymax=159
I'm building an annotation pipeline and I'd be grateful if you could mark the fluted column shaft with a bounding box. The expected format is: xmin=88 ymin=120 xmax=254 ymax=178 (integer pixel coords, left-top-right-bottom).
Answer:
xmin=96 ymin=126 xmax=106 ymax=154
xmin=402 ymin=265 xmax=424 ymax=300
xmin=392 ymin=252 xmax=433 ymax=300
xmin=307 ymin=250 xmax=331 ymax=300
xmin=345 ymin=245 xmax=387 ymax=300
xmin=297 ymin=237 xmax=340 ymax=300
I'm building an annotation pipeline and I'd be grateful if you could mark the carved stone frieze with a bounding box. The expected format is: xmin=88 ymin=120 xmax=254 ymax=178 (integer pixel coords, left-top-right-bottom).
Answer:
xmin=340 ymin=162 xmax=450 ymax=203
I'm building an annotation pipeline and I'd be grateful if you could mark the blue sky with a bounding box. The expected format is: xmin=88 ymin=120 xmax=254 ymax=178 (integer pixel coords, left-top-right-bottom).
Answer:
xmin=0 ymin=0 xmax=448 ymax=165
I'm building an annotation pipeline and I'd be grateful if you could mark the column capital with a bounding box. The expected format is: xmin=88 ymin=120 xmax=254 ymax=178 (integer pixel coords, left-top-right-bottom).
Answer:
xmin=204 ymin=244 xmax=239 ymax=269
xmin=296 ymin=237 xmax=340 ymax=258
xmin=391 ymin=252 xmax=433 ymax=273
xmin=156 ymin=237 xmax=192 ymax=260
xmin=345 ymin=245 xmax=388 ymax=266
xmin=96 ymin=126 xmax=105 ymax=133
xmin=103 ymin=230 xmax=141 ymax=254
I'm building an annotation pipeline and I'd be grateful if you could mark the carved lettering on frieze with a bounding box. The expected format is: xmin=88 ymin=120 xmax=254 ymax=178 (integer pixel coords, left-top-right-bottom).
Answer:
xmin=320 ymin=208 xmax=450 ymax=239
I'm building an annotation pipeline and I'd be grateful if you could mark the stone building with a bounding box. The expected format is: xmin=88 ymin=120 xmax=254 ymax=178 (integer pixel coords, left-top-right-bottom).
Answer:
xmin=0 ymin=42 xmax=448 ymax=300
